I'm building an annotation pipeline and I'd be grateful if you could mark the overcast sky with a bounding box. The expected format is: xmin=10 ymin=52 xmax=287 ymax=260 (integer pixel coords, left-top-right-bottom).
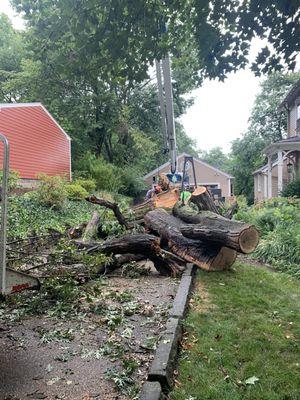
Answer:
xmin=0 ymin=1 xmax=276 ymax=154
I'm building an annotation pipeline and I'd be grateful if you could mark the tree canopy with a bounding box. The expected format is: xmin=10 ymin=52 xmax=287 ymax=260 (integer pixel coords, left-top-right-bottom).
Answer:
xmin=0 ymin=1 xmax=299 ymax=197
xmin=230 ymin=71 xmax=300 ymax=203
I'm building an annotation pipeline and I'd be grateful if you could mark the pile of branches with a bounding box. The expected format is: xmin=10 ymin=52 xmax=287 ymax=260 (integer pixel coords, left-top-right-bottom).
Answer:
xmin=70 ymin=188 xmax=259 ymax=277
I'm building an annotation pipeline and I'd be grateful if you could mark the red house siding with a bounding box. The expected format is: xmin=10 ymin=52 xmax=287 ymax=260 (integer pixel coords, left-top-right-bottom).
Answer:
xmin=0 ymin=104 xmax=71 ymax=180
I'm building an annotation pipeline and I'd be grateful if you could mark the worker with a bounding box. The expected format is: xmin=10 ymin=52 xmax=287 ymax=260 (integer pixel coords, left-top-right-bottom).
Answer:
xmin=145 ymin=184 xmax=162 ymax=200
xmin=180 ymin=184 xmax=191 ymax=205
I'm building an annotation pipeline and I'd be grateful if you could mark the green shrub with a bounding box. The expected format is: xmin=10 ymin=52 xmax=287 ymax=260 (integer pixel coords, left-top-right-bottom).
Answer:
xmin=235 ymin=197 xmax=300 ymax=278
xmin=74 ymin=178 xmax=96 ymax=193
xmin=118 ymin=167 xmax=146 ymax=198
xmin=281 ymin=176 xmax=300 ymax=197
xmin=35 ymin=174 xmax=67 ymax=209
xmin=74 ymin=153 xmax=122 ymax=193
xmin=66 ymin=183 xmax=88 ymax=200
xmin=0 ymin=169 xmax=20 ymax=191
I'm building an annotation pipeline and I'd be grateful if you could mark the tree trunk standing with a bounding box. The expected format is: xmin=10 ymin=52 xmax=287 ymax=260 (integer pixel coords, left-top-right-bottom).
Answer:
xmin=174 ymin=203 xmax=259 ymax=254
xmin=190 ymin=186 xmax=220 ymax=214
xmin=144 ymin=208 xmax=237 ymax=271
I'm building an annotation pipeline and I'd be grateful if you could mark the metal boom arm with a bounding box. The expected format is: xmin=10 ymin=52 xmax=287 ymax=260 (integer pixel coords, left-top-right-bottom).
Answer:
xmin=155 ymin=55 xmax=177 ymax=174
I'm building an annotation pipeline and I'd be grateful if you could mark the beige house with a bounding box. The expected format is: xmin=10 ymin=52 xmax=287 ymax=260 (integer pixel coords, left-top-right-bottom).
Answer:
xmin=253 ymin=80 xmax=300 ymax=201
xmin=143 ymin=153 xmax=234 ymax=199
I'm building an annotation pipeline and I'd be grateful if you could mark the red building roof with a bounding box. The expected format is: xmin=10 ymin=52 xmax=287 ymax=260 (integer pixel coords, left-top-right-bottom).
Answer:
xmin=0 ymin=103 xmax=71 ymax=180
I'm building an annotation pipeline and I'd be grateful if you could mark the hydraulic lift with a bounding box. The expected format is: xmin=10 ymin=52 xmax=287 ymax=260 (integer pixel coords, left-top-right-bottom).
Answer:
xmin=155 ymin=55 xmax=197 ymax=189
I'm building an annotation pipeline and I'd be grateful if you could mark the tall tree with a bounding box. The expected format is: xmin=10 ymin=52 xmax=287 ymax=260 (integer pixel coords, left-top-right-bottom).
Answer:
xmin=199 ymin=147 xmax=231 ymax=172
xmin=230 ymin=72 xmax=300 ymax=203
xmin=0 ymin=14 xmax=25 ymax=102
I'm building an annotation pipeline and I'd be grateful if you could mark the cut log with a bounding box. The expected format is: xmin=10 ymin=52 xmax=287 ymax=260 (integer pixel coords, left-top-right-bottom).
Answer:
xmin=173 ymin=203 xmax=259 ymax=254
xmin=82 ymin=211 xmax=101 ymax=243
xmin=144 ymin=208 xmax=237 ymax=271
xmin=132 ymin=189 xmax=180 ymax=220
xmin=190 ymin=186 xmax=220 ymax=214
xmin=88 ymin=233 xmax=184 ymax=276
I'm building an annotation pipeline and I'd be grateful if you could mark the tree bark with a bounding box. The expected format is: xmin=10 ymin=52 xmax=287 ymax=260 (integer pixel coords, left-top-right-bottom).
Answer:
xmin=144 ymin=208 xmax=237 ymax=271
xmin=82 ymin=211 xmax=101 ymax=244
xmin=190 ymin=186 xmax=220 ymax=214
xmin=173 ymin=203 xmax=259 ymax=254
xmin=86 ymin=195 xmax=129 ymax=229
xmin=88 ymin=233 xmax=184 ymax=276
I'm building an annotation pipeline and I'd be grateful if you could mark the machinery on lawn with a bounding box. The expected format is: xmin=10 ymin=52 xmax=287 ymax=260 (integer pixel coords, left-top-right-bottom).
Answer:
xmin=0 ymin=133 xmax=39 ymax=295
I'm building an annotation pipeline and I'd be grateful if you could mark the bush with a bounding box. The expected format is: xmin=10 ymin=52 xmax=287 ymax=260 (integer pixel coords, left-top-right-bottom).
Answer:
xmin=118 ymin=167 xmax=146 ymax=198
xmin=281 ymin=176 xmax=300 ymax=197
xmin=35 ymin=174 xmax=67 ymax=209
xmin=74 ymin=153 xmax=145 ymax=197
xmin=235 ymin=197 xmax=300 ymax=278
xmin=74 ymin=178 xmax=96 ymax=193
xmin=0 ymin=169 xmax=20 ymax=191
xmin=66 ymin=183 xmax=88 ymax=200
xmin=74 ymin=153 xmax=122 ymax=193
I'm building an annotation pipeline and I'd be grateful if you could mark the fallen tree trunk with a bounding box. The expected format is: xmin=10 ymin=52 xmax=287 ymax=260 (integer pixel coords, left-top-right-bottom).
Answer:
xmin=88 ymin=233 xmax=184 ymax=276
xmin=173 ymin=203 xmax=259 ymax=254
xmin=190 ymin=186 xmax=220 ymax=214
xmin=144 ymin=208 xmax=236 ymax=271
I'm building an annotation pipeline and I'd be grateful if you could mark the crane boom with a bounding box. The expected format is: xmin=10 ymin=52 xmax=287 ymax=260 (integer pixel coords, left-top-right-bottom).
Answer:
xmin=155 ymin=55 xmax=177 ymax=175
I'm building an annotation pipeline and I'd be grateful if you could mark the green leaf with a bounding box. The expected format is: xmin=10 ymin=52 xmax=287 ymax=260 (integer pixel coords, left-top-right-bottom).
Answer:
xmin=245 ymin=376 xmax=259 ymax=385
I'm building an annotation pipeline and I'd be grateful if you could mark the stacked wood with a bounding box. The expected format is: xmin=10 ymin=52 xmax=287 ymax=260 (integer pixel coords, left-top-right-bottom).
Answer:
xmin=77 ymin=185 xmax=259 ymax=276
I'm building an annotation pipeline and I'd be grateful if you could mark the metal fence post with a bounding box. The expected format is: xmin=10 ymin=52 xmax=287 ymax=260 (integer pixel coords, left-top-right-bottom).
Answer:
xmin=0 ymin=133 xmax=9 ymax=294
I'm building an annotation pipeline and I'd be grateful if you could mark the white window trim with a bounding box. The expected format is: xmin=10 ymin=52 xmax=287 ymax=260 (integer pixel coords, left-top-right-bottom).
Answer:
xmin=198 ymin=182 xmax=220 ymax=189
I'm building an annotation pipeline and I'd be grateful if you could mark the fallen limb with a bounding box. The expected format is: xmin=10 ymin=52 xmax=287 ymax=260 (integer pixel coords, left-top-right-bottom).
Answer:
xmin=88 ymin=233 xmax=184 ymax=276
xmin=144 ymin=208 xmax=236 ymax=271
xmin=86 ymin=195 xmax=129 ymax=229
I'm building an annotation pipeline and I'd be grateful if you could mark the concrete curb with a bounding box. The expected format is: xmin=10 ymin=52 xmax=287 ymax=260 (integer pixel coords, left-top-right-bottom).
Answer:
xmin=139 ymin=382 xmax=163 ymax=400
xmin=148 ymin=317 xmax=182 ymax=388
xmin=140 ymin=263 xmax=196 ymax=397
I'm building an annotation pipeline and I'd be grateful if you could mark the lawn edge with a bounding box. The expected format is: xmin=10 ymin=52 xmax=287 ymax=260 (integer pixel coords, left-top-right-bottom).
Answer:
xmin=140 ymin=263 xmax=197 ymax=398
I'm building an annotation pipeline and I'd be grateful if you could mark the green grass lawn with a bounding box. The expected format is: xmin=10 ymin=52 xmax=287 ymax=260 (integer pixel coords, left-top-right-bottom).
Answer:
xmin=170 ymin=262 xmax=300 ymax=400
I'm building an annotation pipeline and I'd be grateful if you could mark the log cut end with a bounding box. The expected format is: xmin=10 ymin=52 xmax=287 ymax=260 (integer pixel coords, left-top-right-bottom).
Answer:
xmin=191 ymin=186 xmax=207 ymax=197
xmin=239 ymin=226 xmax=259 ymax=254
xmin=210 ymin=247 xmax=237 ymax=271
xmin=153 ymin=189 xmax=180 ymax=209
